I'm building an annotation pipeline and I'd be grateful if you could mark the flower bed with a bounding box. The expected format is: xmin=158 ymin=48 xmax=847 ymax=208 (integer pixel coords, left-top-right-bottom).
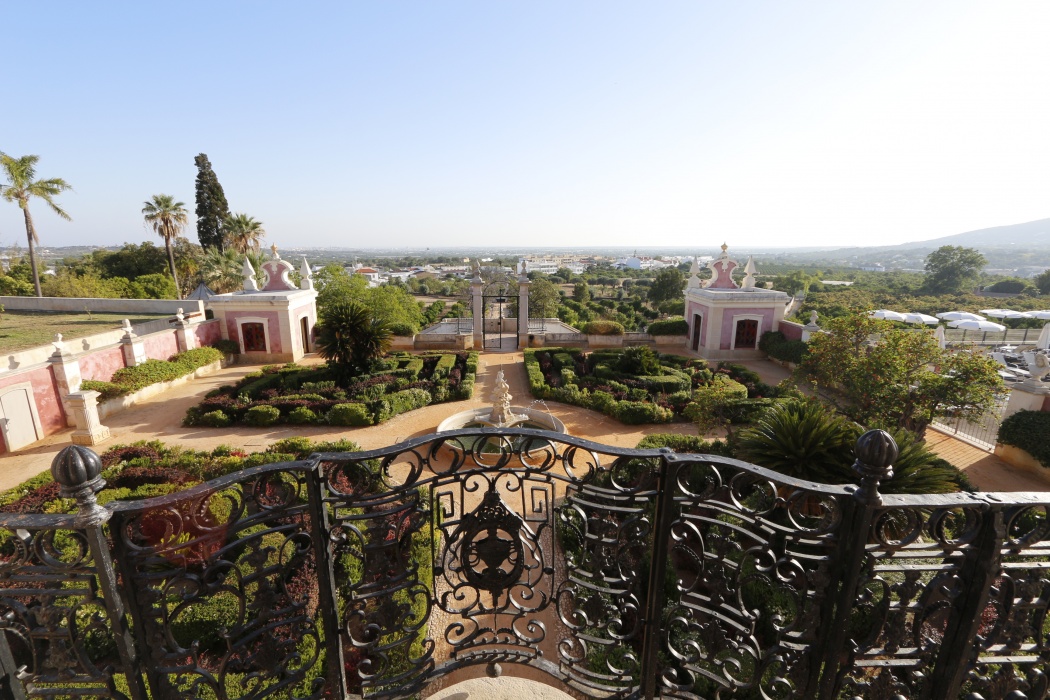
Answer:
xmin=184 ymin=351 xmax=479 ymax=428
xmin=82 ymin=345 xmax=229 ymax=400
xmin=525 ymin=346 xmax=794 ymax=425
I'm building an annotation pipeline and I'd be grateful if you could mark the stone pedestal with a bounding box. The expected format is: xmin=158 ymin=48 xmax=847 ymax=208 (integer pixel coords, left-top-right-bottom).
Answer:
xmin=1004 ymin=383 xmax=1050 ymax=420
xmin=517 ymin=272 xmax=531 ymax=350
xmin=173 ymin=309 xmax=198 ymax=353
xmin=67 ymin=391 xmax=111 ymax=446
xmin=120 ymin=321 xmax=148 ymax=367
xmin=471 ymin=268 xmax=484 ymax=347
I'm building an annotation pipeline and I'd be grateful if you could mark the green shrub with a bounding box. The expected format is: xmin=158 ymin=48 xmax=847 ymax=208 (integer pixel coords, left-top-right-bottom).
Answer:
xmin=560 ymin=368 xmax=576 ymax=385
xmin=328 ymin=403 xmax=373 ymax=426
xmin=635 ymin=434 xmax=733 ymax=456
xmin=618 ymin=346 xmax=661 ymax=375
xmin=589 ymin=391 xmax=618 ymax=414
xmin=211 ymin=339 xmax=241 ymax=356
xmin=388 ymin=388 xmax=432 ymax=415
xmin=646 ymin=317 xmax=688 ymax=336
xmin=287 ymin=406 xmax=319 ymax=424
xmin=171 ymin=347 xmax=224 ymax=371
xmin=388 ymin=322 xmax=417 ymax=336
xmin=402 ymin=358 xmax=424 ymax=378
xmin=456 ymin=376 xmax=475 ymax=400
xmin=999 ymin=410 xmax=1050 ymax=468
xmin=431 ymin=354 xmax=457 ymax=380
xmin=553 ymin=352 xmax=575 ymax=370
xmin=199 ymin=410 xmax=232 ymax=427
xmin=581 ymin=320 xmax=625 ymax=336
xmin=758 ymin=331 xmax=809 ymax=365
xmin=616 ymin=401 xmax=673 ymax=425
xmin=80 ymin=380 xmax=124 ymax=400
xmin=636 ymin=371 xmax=691 ymax=394
xmin=244 ymin=405 xmax=281 ymax=426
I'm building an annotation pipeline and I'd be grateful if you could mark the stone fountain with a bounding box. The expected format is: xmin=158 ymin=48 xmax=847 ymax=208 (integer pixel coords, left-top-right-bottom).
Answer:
xmin=436 ymin=369 xmax=566 ymax=433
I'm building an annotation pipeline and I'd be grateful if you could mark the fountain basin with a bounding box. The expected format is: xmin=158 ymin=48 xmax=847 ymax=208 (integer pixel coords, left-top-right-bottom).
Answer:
xmin=437 ymin=406 xmax=566 ymax=434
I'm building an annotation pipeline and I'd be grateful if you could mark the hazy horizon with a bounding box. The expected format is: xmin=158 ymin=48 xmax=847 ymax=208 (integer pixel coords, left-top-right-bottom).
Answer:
xmin=3 ymin=2 xmax=1049 ymax=250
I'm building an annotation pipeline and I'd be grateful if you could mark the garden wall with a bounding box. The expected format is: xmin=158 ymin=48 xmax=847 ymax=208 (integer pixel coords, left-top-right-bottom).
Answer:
xmin=0 ymin=296 xmax=204 ymax=315
xmin=0 ymin=318 xmax=223 ymax=455
xmin=779 ymin=321 xmax=804 ymax=342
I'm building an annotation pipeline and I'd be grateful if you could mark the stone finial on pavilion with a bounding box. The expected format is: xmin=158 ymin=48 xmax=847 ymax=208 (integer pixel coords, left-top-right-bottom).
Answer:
xmin=270 ymin=243 xmax=280 ymax=260
xmin=299 ymin=257 xmax=314 ymax=291
xmin=741 ymin=256 xmax=757 ymax=289
xmin=519 ymin=259 xmax=529 ymax=282
xmin=243 ymin=257 xmax=260 ymax=292
xmin=687 ymin=257 xmax=702 ymax=289
xmin=472 ymin=259 xmax=483 ymax=283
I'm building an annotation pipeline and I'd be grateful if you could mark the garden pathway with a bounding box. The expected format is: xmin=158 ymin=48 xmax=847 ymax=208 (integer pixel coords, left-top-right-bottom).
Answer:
xmin=0 ymin=352 xmax=699 ymax=491
xmin=0 ymin=353 xmax=1044 ymax=494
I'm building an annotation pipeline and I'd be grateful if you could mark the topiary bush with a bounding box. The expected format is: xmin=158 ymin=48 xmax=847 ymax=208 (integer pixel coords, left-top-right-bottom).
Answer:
xmin=758 ymin=330 xmax=809 ymax=365
xmin=646 ymin=317 xmax=688 ymax=336
xmin=581 ymin=320 xmax=625 ymax=336
xmin=999 ymin=410 xmax=1050 ymax=469
xmin=287 ymin=406 xmax=319 ymax=424
xmin=200 ymin=410 xmax=232 ymax=427
xmin=328 ymin=403 xmax=373 ymax=426
xmin=244 ymin=405 xmax=281 ymax=427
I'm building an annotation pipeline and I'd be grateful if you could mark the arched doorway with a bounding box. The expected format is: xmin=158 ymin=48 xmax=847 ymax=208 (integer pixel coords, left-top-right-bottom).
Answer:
xmin=734 ymin=318 xmax=759 ymax=349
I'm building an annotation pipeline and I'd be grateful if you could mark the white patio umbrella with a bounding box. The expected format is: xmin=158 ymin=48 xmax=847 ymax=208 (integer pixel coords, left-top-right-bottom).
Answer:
xmin=1038 ymin=323 xmax=1050 ymax=350
xmin=933 ymin=325 xmax=946 ymax=349
xmin=948 ymin=319 xmax=1007 ymax=332
xmin=936 ymin=311 xmax=986 ymax=322
xmin=903 ymin=312 xmax=940 ymax=325
xmin=869 ymin=309 xmax=908 ymax=322
xmin=1026 ymin=310 xmax=1050 ymax=320
xmin=980 ymin=309 xmax=1028 ymax=319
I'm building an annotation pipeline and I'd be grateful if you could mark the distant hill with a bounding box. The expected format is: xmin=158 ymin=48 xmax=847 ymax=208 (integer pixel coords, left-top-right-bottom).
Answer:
xmin=897 ymin=218 xmax=1050 ymax=250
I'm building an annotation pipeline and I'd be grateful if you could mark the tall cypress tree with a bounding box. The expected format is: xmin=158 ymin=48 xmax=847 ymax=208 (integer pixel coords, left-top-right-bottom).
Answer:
xmin=194 ymin=153 xmax=230 ymax=250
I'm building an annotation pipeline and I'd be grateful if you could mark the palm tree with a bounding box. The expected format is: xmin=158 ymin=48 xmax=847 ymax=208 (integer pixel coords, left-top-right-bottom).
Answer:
xmin=315 ymin=301 xmax=392 ymax=383
xmin=0 ymin=153 xmax=72 ymax=297
xmin=224 ymin=213 xmax=265 ymax=254
xmin=142 ymin=194 xmax=188 ymax=299
xmin=200 ymin=247 xmax=243 ymax=293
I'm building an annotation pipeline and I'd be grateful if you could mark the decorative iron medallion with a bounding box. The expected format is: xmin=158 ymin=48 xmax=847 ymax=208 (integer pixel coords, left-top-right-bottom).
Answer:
xmin=452 ymin=486 xmax=526 ymax=596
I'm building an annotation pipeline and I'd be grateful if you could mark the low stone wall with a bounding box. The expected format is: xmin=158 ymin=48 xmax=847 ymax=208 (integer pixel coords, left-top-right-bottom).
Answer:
xmin=779 ymin=321 xmax=805 ymax=342
xmin=0 ymin=296 xmax=204 ymax=315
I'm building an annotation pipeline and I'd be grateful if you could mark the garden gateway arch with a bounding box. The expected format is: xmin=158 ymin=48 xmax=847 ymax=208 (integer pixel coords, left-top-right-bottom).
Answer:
xmin=471 ymin=259 xmax=531 ymax=351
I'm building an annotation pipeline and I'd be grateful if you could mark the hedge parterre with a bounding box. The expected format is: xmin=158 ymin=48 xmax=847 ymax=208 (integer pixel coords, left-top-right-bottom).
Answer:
xmin=525 ymin=346 xmax=796 ymax=425
xmin=184 ymin=351 xmax=478 ymax=428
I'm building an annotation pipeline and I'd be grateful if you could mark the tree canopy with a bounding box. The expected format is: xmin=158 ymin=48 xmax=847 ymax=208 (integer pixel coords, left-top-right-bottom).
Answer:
xmin=528 ymin=279 xmax=562 ymax=319
xmin=315 ymin=265 xmax=424 ymax=331
xmin=923 ymin=245 xmax=986 ymax=294
xmin=647 ymin=267 xmax=685 ymax=305
xmin=194 ymin=153 xmax=230 ymax=250
xmin=798 ymin=313 xmax=1003 ymax=434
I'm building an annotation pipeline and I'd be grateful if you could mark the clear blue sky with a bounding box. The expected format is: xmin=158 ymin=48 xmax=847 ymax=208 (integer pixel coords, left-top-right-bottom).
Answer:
xmin=3 ymin=2 xmax=1048 ymax=250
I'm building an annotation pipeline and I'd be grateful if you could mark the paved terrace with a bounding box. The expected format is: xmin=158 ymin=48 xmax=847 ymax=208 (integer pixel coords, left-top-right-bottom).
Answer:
xmin=0 ymin=354 xmax=1046 ymax=493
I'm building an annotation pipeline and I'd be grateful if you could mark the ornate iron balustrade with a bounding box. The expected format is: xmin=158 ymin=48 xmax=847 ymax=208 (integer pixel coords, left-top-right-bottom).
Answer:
xmin=0 ymin=428 xmax=1048 ymax=699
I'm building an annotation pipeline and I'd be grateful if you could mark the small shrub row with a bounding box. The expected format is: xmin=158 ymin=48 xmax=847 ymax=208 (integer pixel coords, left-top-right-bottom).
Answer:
xmin=646 ymin=317 xmax=688 ymax=336
xmin=81 ymin=346 xmax=225 ymax=400
xmin=758 ymin=331 xmax=809 ymax=365
xmin=580 ymin=321 xmax=625 ymax=336
xmin=999 ymin=410 xmax=1050 ymax=469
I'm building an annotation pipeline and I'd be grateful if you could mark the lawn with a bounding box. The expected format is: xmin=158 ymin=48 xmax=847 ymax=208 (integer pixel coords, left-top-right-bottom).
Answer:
xmin=0 ymin=311 xmax=170 ymax=353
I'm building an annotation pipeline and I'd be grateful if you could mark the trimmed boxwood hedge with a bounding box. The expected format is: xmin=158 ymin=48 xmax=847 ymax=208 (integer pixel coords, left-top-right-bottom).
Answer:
xmin=82 ymin=346 xmax=226 ymax=400
xmin=186 ymin=351 xmax=477 ymax=428
xmin=646 ymin=317 xmax=688 ymax=336
xmin=525 ymin=347 xmax=783 ymax=426
xmin=999 ymin=410 xmax=1050 ymax=468
xmin=759 ymin=331 xmax=808 ymax=365
xmin=580 ymin=321 xmax=625 ymax=335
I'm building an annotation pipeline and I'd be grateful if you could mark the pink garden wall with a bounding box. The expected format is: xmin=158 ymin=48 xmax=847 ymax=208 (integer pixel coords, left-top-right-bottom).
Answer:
xmin=79 ymin=346 xmax=126 ymax=382
xmin=194 ymin=319 xmax=222 ymax=347
xmin=779 ymin=320 xmax=804 ymax=342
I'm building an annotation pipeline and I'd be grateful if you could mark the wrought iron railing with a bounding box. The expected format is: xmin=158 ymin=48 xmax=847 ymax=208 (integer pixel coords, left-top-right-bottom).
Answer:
xmin=1 ymin=428 xmax=1048 ymax=699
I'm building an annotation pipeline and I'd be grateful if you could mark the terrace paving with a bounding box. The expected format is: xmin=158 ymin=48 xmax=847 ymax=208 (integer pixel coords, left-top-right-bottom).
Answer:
xmin=0 ymin=352 xmax=1044 ymax=494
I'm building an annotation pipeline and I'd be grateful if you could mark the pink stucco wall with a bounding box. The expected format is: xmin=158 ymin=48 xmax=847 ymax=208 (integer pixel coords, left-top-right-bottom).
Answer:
xmin=225 ymin=311 xmax=282 ymax=354
xmin=194 ymin=319 xmax=222 ymax=347
xmin=142 ymin=331 xmax=179 ymax=361
xmin=719 ymin=308 xmax=775 ymax=350
xmin=686 ymin=300 xmax=709 ymax=349
xmin=79 ymin=345 xmax=127 ymax=382
xmin=779 ymin=321 xmax=804 ymax=342
xmin=0 ymin=366 xmax=66 ymax=453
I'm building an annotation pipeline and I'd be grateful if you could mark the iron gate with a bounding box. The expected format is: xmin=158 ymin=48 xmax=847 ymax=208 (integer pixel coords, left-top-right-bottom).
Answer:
xmin=2 ymin=429 xmax=1050 ymax=699
xmin=482 ymin=280 xmax=514 ymax=350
